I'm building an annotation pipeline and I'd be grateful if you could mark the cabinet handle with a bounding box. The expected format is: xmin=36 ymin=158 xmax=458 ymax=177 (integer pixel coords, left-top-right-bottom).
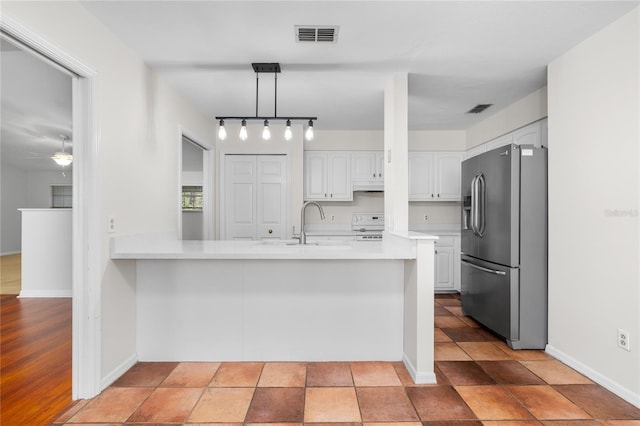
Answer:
xmin=373 ymin=173 xmax=376 ymax=178
xmin=437 ymin=194 xmax=440 ymax=198
xmin=330 ymin=193 xmax=333 ymax=198
xmin=431 ymin=194 xmax=434 ymax=198
xmin=324 ymin=193 xmax=327 ymax=198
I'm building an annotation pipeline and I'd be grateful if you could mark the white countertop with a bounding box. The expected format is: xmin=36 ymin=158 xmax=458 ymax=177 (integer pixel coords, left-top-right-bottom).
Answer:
xmin=110 ymin=232 xmax=436 ymax=260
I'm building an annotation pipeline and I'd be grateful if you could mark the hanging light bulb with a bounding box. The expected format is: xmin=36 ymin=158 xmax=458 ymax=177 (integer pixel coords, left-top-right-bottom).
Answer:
xmin=239 ymin=119 xmax=248 ymax=141
xmin=218 ymin=119 xmax=227 ymax=140
xmin=284 ymin=119 xmax=293 ymax=141
xmin=262 ymin=119 xmax=271 ymax=140
xmin=52 ymin=135 xmax=73 ymax=166
xmin=305 ymin=120 xmax=314 ymax=141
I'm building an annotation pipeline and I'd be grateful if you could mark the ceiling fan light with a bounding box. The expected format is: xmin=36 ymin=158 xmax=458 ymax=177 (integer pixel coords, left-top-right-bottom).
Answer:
xmin=262 ymin=119 xmax=271 ymax=141
xmin=52 ymin=152 xmax=73 ymax=166
xmin=218 ymin=119 xmax=227 ymax=140
xmin=239 ymin=119 xmax=248 ymax=141
xmin=284 ymin=119 xmax=293 ymax=141
xmin=305 ymin=120 xmax=314 ymax=141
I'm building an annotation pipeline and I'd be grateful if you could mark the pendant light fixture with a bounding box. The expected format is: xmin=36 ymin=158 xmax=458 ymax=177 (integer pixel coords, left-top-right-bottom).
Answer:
xmin=52 ymin=135 xmax=73 ymax=166
xmin=216 ymin=63 xmax=317 ymax=141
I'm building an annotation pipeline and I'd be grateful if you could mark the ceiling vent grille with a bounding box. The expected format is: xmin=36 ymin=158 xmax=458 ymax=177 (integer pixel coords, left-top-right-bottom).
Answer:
xmin=295 ymin=26 xmax=339 ymax=43
xmin=466 ymin=104 xmax=493 ymax=114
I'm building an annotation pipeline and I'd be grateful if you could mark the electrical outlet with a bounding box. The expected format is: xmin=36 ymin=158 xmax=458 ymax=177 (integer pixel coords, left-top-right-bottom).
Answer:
xmin=424 ymin=215 xmax=428 ymax=221
xmin=108 ymin=216 xmax=116 ymax=234
xmin=618 ymin=329 xmax=631 ymax=351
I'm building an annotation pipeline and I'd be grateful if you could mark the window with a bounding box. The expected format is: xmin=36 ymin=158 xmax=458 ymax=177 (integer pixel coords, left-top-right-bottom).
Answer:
xmin=182 ymin=186 xmax=203 ymax=210
xmin=51 ymin=185 xmax=72 ymax=208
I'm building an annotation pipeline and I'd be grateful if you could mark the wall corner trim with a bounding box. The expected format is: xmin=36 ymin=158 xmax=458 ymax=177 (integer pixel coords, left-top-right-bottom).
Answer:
xmin=101 ymin=353 xmax=138 ymax=391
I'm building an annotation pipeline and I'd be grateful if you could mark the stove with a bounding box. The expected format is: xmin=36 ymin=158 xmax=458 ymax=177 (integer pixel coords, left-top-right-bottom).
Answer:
xmin=351 ymin=213 xmax=384 ymax=241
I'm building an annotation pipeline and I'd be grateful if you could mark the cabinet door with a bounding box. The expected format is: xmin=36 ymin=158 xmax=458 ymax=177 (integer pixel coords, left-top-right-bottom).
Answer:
xmin=434 ymin=245 xmax=455 ymax=291
xmin=224 ymin=155 xmax=257 ymax=240
xmin=512 ymin=121 xmax=541 ymax=147
xmin=351 ymin=152 xmax=377 ymax=180
xmin=304 ymin=152 xmax=328 ymax=200
xmin=408 ymin=152 xmax=435 ymax=201
xmin=328 ymin=152 xmax=352 ymax=200
xmin=486 ymin=133 xmax=513 ymax=151
xmin=434 ymin=153 xmax=463 ymax=200
xmin=256 ymin=156 xmax=287 ymax=240
xmin=376 ymin=151 xmax=385 ymax=179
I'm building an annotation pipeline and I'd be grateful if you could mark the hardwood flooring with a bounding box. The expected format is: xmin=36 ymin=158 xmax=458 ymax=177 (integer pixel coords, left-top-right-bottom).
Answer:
xmin=0 ymin=254 xmax=22 ymax=295
xmin=1 ymin=295 xmax=73 ymax=425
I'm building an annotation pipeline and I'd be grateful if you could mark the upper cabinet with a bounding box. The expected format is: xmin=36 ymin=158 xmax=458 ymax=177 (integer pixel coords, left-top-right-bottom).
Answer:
xmin=466 ymin=118 xmax=547 ymax=160
xmin=304 ymin=151 xmax=352 ymax=201
xmin=408 ymin=152 xmax=463 ymax=201
xmin=351 ymin=151 xmax=384 ymax=181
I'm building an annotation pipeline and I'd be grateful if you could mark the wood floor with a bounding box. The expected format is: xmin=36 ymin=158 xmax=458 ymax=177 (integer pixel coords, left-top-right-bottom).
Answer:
xmin=1 ymin=295 xmax=73 ymax=425
xmin=0 ymin=254 xmax=22 ymax=294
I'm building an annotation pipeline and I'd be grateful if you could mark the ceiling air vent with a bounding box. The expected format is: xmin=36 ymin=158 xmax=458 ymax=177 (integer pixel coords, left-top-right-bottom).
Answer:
xmin=466 ymin=104 xmax=493 ymax=114
xmin=295 ymin=26 xmax=339 ymax=43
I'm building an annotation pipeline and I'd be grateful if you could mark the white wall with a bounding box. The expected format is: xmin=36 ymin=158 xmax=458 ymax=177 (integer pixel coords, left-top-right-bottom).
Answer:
xmin=25 ymin=170 xmax=73 ymax=208
xmin=2 ymin=1 xmax=215 ymax=386
xmin=466 ymin=87 xmax=548 ymax=149
xmin=1 ymin=163 xmax=27 ymax=254
xmin=547 ymin=7 xmax=639 ymax=405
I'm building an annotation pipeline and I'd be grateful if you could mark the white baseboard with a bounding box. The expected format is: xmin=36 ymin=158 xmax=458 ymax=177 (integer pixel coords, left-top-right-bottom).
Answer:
xmin=546 ymin=344 xmax=640 ymax=408
xmin=1 ymin=251 xmax=21 ymax=256
xmin=101 ymin=353 xmax=138 ymax=391
xmin=402 ymin=353 xmax=437 ymax=384
xmin=18 ymin=289 xmax=72 ymax=298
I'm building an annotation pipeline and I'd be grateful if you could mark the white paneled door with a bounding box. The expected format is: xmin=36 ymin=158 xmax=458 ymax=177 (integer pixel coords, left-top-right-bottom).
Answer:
xmin=224 ymin=155 xmax=287 ymax=240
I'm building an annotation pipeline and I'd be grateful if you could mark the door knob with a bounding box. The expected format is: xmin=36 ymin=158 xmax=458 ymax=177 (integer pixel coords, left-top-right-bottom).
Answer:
xmin=268 ymin=229 xmax=273 ymax=234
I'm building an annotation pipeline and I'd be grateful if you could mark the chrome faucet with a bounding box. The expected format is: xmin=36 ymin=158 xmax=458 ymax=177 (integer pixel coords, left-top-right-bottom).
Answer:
xmin=299 ymin=201 xmax=325 ymax=244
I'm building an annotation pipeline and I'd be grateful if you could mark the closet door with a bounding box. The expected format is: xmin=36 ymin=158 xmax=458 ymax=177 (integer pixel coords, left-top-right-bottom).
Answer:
xmin=224 ymin=155 xmax=257 ymax=240
xmin=256 ymin=156 xmax=287 ymax=240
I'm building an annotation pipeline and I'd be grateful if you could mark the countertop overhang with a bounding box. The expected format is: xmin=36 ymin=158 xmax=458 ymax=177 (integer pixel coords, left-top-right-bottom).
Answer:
xmin=110 ymin=231 xmax=437 ymax=260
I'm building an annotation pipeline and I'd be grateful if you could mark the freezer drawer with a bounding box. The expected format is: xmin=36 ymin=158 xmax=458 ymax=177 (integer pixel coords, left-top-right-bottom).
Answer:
xmin=461 ymin=255 xmax=519 ymax=342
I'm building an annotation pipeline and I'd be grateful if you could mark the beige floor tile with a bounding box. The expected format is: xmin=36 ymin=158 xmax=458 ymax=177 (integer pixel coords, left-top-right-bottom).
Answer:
xmin=350 ymin=362 xmax=402 ymax=387
xmin=257 ymin=362 xmax=306 ymax=387
xmin=304 ymin=387 xmax=361 ymax=422
xmin=210 ymin=362 xmax=264 ymax=387
xmin=458 ymin=342 xmax=513 ymax=360
xmin=435 ymin=343 xmax=472 ymax=361
xmin=434 ymin=328 xmax=454 ymax=343
xmin=162 ymin=362 xmax=220 ymax=387
xmin=508 ymin=385 xmax=591 ymax=420
xmin=69 ymin=387 xmax=153 ymax=423
xmin=456 ymin=385 xmax=534 ymax=420
xmin=520 ymin=360 xmax=593 ymax=384
xmin=188 ymin=387 xmax=254 ymax=422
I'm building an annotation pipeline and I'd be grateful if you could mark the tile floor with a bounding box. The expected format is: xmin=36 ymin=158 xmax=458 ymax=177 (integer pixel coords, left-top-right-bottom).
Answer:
xmin=54 ymin=294 xmax=640 ymax=425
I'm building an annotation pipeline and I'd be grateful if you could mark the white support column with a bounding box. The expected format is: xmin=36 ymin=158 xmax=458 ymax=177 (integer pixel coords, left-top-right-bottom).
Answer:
xmin=383 ymin=72 xmax=409 ymax=232
xmin=402 ymin=236 xmax=437 ymax=384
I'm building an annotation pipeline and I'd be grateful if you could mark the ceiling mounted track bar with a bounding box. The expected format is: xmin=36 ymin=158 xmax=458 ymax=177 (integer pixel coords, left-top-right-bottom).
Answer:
xmin=215 ymin=116 xmax=317 ymax=121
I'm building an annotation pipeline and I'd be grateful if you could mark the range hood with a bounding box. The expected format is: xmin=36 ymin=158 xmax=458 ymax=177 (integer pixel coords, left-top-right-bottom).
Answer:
xmin=352 ymin=180 xmax=384 ymax=192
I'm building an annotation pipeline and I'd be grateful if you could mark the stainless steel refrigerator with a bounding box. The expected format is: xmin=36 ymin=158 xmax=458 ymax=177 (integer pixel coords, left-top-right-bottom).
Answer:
xmin=461 ymin=144 xmax=547 ymax=349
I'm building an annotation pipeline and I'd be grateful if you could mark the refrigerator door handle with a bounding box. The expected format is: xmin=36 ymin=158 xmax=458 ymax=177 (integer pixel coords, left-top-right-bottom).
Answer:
xmin=461 ymin=259 xmax=506 ymax=275
xmin=470 ymin=175 xmax=478 ymax=236
xmin=477 ymin=174 xmax=486 ymax=237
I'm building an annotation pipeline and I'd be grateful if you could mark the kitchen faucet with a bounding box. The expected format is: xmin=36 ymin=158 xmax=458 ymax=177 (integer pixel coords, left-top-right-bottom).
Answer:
xmin=299 ymin=201 xmax=325 ymax=244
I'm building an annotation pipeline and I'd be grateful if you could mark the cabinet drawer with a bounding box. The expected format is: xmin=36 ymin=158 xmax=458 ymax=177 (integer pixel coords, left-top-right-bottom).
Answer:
xmin=435 ymin=236 xmax=455 ymax=247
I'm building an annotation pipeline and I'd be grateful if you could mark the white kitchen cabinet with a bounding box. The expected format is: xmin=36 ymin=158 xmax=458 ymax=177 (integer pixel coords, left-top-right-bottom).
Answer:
xmin=512 ymin=120 xmax=542 ymax=147
xmin=304 ymin=151 xmax=352 ymax=201
xmin=351 ymin=151 xmax=384 ymax=181
xmin=408 ymin=152 xmax=463 ymax=201
xmin=433 ymin=234 xmax=460 ymax=293
xmin=485 ymin=132 xmax=513 ymax=151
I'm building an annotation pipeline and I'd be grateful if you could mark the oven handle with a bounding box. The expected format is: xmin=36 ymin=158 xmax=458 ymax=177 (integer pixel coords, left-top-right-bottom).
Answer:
xmin=461 ymin=259 xmax=506 ymax=276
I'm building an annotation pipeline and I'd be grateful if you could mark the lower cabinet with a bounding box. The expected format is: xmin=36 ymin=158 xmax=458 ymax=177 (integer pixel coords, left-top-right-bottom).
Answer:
xmin=433 ymin=235 xmax=461 ymax=293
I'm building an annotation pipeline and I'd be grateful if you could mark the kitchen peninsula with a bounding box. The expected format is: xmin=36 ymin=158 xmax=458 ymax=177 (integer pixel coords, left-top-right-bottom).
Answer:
xmin=111 ymin=231 xmax=437 ymax=384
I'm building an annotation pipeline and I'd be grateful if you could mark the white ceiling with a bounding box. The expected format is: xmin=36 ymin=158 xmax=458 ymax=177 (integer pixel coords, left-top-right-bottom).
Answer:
xmin=80 ymin=0 xmax=638 ymax=131
xmin=1 ymin=1 xmax=637 ymax=173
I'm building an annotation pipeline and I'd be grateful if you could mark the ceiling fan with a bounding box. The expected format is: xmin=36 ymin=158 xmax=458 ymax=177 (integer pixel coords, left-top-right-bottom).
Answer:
xmin=51 ymin=135 xmax=73 ymax=166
